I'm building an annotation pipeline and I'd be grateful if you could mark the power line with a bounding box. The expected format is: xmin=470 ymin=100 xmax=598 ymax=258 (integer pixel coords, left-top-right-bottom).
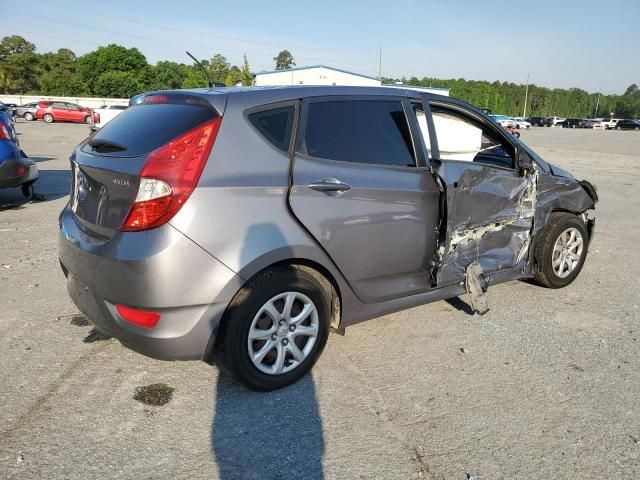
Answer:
xmin=34 ymin=0 xmax=378 ymax=55
xmin=4 ymin=10 xmax=381 ymax=71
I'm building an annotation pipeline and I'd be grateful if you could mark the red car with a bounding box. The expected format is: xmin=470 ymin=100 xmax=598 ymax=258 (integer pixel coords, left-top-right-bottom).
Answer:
xmin=36 ymin=101 xmax=95 ymax=124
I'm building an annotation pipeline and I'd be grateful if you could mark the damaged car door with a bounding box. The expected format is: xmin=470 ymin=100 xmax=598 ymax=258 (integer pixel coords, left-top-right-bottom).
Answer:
xmin=417 ymin=98 xmax=536 ymax=290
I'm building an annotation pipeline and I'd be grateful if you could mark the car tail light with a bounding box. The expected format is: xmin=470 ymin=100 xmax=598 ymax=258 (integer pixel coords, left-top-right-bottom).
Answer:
xmin=16 ymin=165 xmax=26 ymax=176
xmin=0 ymin=125 xmax=9 ymax=140
xmin=120 ymin=116 xmax=222 ymax=231
xmin=94 ymin=112 xmax=101 ymax=124
xmin=115 ymin=304 xmax=160 ymax=329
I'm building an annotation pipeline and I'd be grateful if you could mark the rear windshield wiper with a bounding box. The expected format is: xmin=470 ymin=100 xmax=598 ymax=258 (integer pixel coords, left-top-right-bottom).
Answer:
xmin=88 ymin=139 xmax=127 ymax=153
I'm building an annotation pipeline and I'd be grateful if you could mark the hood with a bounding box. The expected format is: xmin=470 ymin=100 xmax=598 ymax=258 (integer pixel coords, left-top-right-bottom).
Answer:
xmin=548 ymin=163 xmax=574 ymax=178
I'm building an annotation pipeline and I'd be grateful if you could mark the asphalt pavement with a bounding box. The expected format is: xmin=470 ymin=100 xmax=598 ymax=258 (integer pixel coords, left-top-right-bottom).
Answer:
xmin=1 ymin=121 xmax=639 ymax=479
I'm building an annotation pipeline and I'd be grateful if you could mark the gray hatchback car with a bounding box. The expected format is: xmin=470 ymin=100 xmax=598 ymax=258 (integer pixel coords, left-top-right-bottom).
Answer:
xmin=59 ymin=86 xmax=597 ymax=390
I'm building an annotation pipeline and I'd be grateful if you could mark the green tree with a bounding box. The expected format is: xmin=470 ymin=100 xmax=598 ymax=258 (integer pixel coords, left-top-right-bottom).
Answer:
xmin=241 ymin=54 xmax=252 ymax=86
xmin=273 ymin=50 xmax=295 ymax=70
xmin=182 ymin=65 xmax=209 ymax=88
xmin=208 ymin=54 xmax=230 ymax=84
xmin=94 ymin=71 xmax=142 ymax=97
xmin=142 ymin=61 xmax=188 ymax=90
xmin=0 ymin=35 xmax=39 ymax=93
xmin=0 ymin=66 xmax=14 ymax=93
xmin=77 ymin=44 xmax=148 ymax=94
xmin=37 ymin=48 xmax=86 ymax=95
xmin=224 ymin=65 xmax=243 ymax=86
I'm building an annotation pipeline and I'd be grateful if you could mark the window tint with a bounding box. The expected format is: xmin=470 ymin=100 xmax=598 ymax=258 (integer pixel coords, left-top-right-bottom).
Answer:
xmin=83 ymin=104 xmax=217 ymax=157
xmin=52 ymin=102 xmax=66 ymax=109
xmin=303 ymin=100 xmax=415 ymax=167
xmin=249 ymin=106 xmax=294 ymax=151
xmin=425 ymin=107 xmax=514 ymax=169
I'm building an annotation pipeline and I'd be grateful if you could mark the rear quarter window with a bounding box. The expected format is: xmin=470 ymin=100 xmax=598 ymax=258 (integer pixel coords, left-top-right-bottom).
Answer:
xmin=84 ymin=103 xmax=217 ymax=157
xmin=248 ymin=106 xmax=295 ymax=151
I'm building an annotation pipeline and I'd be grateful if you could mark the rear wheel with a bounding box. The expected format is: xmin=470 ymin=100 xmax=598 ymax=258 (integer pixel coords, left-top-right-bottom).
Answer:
xmin=216 ymin=266 xmax=331 ymax=391
xmin=84 ymin=115 xmax=92 ymax=124
xmin=533 ymin=213 xmax=588 ymax=288
xmin=24 ymin=112 xmax=34 ymax=121
xmin=43 ymin=113 xmax=53 ymax=123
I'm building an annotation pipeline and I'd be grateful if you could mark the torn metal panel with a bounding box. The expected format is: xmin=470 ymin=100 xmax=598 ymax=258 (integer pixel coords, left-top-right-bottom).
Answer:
xmin=533 ymin=171 xmax=596 ymax=236
xmin=465 ymin=261 xmax=489 ymax=314
xmin=434 ymin=161 xmax=538 ymax=286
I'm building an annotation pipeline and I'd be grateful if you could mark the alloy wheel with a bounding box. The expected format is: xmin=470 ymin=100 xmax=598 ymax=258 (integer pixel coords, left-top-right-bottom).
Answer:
xmin=552 ymin=227 xmax=584 ymax=278
xmin=247 ymin=291 xmax=319 ymax=375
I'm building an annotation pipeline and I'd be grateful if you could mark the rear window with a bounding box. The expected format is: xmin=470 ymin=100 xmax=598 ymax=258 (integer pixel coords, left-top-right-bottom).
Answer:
xmin=249 ymin=106 xmax=294 ymax=151
xmin=302 ymin=100 xmax=415 ymax=167
xmin=85 ymin=103 xmax=217 ymax=157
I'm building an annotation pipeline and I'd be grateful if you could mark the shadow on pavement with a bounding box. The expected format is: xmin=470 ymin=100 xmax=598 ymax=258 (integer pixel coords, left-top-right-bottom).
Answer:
xmin=211 ymin=373 xmax=325 ymax=479
xmin=0 ymin=169 xmax=70 ymax=210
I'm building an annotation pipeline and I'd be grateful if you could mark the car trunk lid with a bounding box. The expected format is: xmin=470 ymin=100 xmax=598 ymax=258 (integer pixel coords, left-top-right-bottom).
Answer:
xmin=70 ymin=92 xmax=221 ymax=239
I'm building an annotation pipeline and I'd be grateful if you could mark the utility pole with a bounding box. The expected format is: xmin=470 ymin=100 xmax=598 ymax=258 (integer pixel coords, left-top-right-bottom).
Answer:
xmin=593 ymin=92 xmax=601 ymax=118
xmin=523 ymin=72 xmax=530 ymax=117
xmin=378 ymin=47 xmax=382 ymax=80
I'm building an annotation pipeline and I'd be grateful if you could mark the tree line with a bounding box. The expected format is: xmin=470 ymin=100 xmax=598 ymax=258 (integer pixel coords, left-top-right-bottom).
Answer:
xmin=0 ymin=35 xmax=297 ymax=98
xmin=0 ymin=35 xmax=637 ymax=118
xmin=384 ymin=76 xmax=640 ymax=119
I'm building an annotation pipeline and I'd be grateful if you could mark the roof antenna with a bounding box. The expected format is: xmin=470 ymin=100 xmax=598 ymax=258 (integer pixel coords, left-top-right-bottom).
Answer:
xmin=186 ymin=51 xmax=214 ymax=88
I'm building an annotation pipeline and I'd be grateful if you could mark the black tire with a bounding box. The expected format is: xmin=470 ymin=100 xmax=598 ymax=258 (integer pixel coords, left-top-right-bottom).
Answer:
xmin=24 ymin=112 xmax=34 ymax=121
xmin=21 ymin=182 xmax=33 ymax=198
xmin=43 ymin=113 xmax=54 ymax=123
xmin=84 ymin=115 xmax=92 ymax=124
xmin=533 ymin=212 xmax=589 ymax=289
xmin=635 ymin=127 xmax=639 ymax=131
xmin=616 ymin=126 xmax=621 ymax=130
xmin=216 ymin=266 xmax=331 ymax=391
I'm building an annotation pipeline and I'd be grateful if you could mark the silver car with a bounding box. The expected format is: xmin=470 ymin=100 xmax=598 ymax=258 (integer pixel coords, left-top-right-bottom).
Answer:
xmin=59 ymin=87 xmax=598 ymax=390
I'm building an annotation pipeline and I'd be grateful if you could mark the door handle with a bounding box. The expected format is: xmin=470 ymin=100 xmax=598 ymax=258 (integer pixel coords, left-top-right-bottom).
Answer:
xmin=308 ymin=178 xmax=352 ymax=193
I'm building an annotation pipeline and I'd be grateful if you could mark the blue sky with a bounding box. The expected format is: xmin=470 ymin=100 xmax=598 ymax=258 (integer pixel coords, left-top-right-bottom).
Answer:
xmin=1 ymin=0 xmax=638 ymax=94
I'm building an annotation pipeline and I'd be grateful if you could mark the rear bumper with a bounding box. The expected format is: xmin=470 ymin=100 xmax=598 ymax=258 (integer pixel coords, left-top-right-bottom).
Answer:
xmin=0 ymin=146 xmax=38 ymax=188
xmin=58 ymin=206 xmax=243 ymax=361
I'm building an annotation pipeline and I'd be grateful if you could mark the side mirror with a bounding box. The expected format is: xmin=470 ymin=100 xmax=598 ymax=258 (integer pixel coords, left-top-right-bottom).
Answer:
xmin=518 ymin=150 xmax=534 ymax=177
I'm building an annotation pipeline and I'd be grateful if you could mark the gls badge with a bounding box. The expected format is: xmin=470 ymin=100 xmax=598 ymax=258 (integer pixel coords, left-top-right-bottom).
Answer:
xmin=113 ymin=178 xmax=131 ymax=187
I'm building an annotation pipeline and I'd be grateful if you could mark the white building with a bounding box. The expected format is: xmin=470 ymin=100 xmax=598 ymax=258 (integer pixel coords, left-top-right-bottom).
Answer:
xmin=254 ymin=65 xmax=382 ymax=87
xmin=253 ymin=65 xmax=450 ymax=96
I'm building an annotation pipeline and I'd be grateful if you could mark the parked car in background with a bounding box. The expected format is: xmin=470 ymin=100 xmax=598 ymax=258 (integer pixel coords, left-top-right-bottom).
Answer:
xmin=513 ymin=117 xmax=531 ymax=129
xmin=0 ymin=111 xmax=38 ymax=197
xmin=526 ymin=116 xmax=546 ymax=127
xmin=614 ymin=119 xmax=640 ymax=131
xmin=490 ymin=114 xmax=516 ymax=128
xmin=558 ymin=118 xmax=583 ymax=128
xmin=0 ymin=102 xmax=18 ymax=117
xmin=59 ymin=87 xmax=598 ymax=391
xmin=592 ymin=120 xmax=607 ymax=130
xmin=36 ymin=101 xmax=94 ymax=124
xmin=605 ymin=118 xmax=622 ymax=130
xmin=545 ymin=116 xmax=565 ymax=127
xmin=582 ymin=119 xmax=599 ymax=129
xmin=16 ymin=102 xmax=39 ymax=121
xmin=90 ymin=104 xmax=128 ymax=132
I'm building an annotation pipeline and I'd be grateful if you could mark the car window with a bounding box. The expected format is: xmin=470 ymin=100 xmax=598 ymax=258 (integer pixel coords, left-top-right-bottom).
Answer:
xmin=429 ymin=107 xmax=514 ymax=169
xmin=66 ymin=103 xmax=80 ymax=111
xmin=52 ymin=102 xmax=66 ymax=109
xmin=249 ymin=105 xmax=294 ymax=151
xmin=303 ymin=100 xmax=415 ymax=167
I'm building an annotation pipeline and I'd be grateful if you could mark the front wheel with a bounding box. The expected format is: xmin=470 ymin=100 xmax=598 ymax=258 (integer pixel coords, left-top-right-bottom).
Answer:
xmin=216 ymin=266 xmax=331 ymax=391
xmin=24 ymin=112 xmax=34 ymax=121
xmin=533 ymin=213 xmax=589 ymax=288
xmin=43 ymin=113 xmax=54 ymax=123
xmin=616 ymin=126 xmax=621 ymax=130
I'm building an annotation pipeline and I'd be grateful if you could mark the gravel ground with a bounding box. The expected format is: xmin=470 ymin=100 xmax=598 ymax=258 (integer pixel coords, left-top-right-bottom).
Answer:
xmin=1 ymin=121 xmax=639 ymax=479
